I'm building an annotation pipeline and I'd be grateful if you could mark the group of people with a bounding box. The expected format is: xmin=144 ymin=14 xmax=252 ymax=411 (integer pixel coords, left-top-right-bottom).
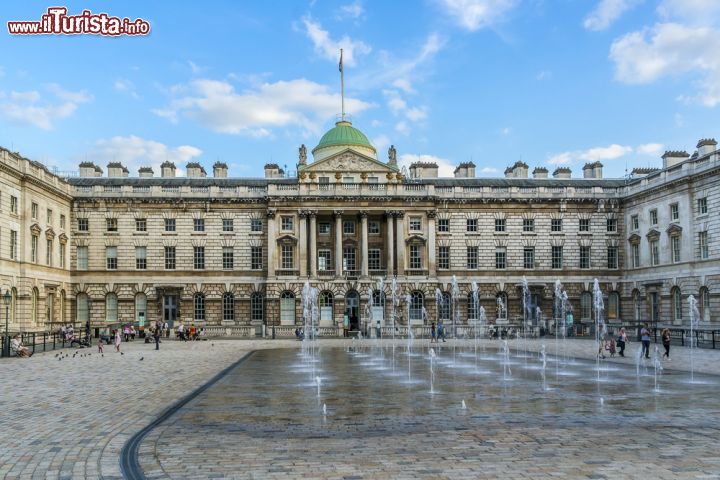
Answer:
xmin=175 ymin=322 xmax=204 ymax=341
xmin=430 ymin=321 xmax=446 ymax=343
xmin=598 ymin=324 xmax=673 ymax=360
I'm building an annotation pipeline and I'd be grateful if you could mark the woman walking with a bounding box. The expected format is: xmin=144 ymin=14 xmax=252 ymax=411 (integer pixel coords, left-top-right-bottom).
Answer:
xmin=114 ymin=328 xmax=121 ymax=353
xmin=661 ymin=328 xmax=671 ymax=360
xmin=617 ymin=328 xmax=627 ymax=357
xmin=430 ymin=322 xmax=437 ymax=343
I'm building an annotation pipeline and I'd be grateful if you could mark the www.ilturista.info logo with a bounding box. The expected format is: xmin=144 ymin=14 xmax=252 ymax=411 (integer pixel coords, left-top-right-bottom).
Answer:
xmin=7 ymin=7 xmax=150 ymax=36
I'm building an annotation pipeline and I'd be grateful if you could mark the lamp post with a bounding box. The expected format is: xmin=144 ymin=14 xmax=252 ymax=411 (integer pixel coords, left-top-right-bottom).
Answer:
xmin=87 ymin=298 xmax=93 ymax=341
xmin=3 ymin=290 xmax=11 ymax=357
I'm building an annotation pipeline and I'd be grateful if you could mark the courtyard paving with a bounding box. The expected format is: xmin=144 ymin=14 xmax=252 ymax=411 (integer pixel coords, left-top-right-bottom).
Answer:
xmin=1 ymin=337 xmax=719 ymax=479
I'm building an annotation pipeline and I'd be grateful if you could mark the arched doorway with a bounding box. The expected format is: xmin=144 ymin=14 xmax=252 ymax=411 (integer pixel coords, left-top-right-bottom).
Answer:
xmin=345 ymin=290 xmax=359 ymax=330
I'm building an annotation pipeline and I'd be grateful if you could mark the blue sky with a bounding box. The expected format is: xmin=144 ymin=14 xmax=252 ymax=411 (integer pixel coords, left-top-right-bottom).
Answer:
xmin=1 ymin=0 xmax=719 ymax=178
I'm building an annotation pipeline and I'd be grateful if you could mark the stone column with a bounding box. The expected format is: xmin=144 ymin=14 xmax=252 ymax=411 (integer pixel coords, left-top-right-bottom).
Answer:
xmin=298 ymin=210 xmax=308 ymax=277
xmin=396 ymin=211 xmax=405 ymax=276
xmin=267 ymin=209 xmax=276 ymax=278
xmin=309 ymin=210 xmax=317 ymax=278
xmin=360 ymin=211 xmax=369 ymax=277
xmin=334 ymin=210 xmax=343 ymax=277
xmin=386 ymin=212 xmax=394 ymax=276
xmin=427 ymin=210 xmax=437 ymax=277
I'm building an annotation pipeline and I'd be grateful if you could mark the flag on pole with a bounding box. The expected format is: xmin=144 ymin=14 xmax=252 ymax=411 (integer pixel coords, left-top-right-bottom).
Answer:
xmin=339 ymin=49 xmax=343 ymax=72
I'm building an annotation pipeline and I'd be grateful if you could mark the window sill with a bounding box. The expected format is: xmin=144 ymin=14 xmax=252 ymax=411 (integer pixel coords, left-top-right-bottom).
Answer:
xmin=133 ymin=232 xmax=149 ymax=236
xmin=191 ymin=232 xmax=207 ymax=236
xmin=550 ymin=232 xmax=564 ymax=235
xmin=162 ymin=233 xmax=178 ymax=236
xmin=249 ymin=231 xmax=263 ymax=235
xmin=521 ymin=231 xmax=536 ymax=235
xmin=105 ymin=232 xmax=119 ymax=236
xmin=578 ymin=231 xmax=592 ymax=235
xmin=493 ymin=232 xmax=508 ymax=236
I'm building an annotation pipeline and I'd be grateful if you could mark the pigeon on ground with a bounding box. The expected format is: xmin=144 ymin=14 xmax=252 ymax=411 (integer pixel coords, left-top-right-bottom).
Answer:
xmin=101 ymin=354 xmax=104 ymax=357
xmin=58 ymin=358 xmax=62 ymax=361
xmin=120 ymin=352 xmax=124 ymax=355
xmin=139 ymin=357 xmax=144 ymax=361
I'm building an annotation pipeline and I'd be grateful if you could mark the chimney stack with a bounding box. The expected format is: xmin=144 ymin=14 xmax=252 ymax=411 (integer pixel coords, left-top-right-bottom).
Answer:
xmin=582 ymin=161 xmax=603 ymax=179
xmin=662 ymin=151 xmax=689 ymax=169
xmin=696 ymin=138 xmax=717 ymax=157
xmin=532 ymin=167 xmax=548 ymax=179
xmin=213 ymin=161 xmax=228 ymax=178
xmin=107 ymin=162 xmax=129 ymax=178
xmin=552 ymin=167 xmax=572 ymax=179
xmin=264 ymin=163 xmax=284 ymax=179
xmin=186 ymin=162 xmax=207 ymax=178
xmin=409 ymin=162 xmax=438 ymax=178
xmin=138 ymin=167 xmax=154 ymax=178
xmin=79 ymin=162 xmax=102 ymax=177
xmin=454 ymin=161 xmax=476 ymax=178
xmin=161 ymin=161 xmax=176 ymax=178
xmin=511 ymin=161 xmax=529 ymax=178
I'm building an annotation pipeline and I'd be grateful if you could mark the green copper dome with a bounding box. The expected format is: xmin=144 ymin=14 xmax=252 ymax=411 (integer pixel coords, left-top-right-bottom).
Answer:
xmin=312 ymin=120 xmax=376 ymax=154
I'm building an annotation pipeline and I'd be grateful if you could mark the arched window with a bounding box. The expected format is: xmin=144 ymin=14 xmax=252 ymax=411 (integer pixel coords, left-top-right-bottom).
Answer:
xmin=700 ymin=287 xmax=710 ymax=323
xmin=632 ymin=289 xmax=641 ymax=322
xmin=222 ymin=292 xmax=234 ymax=321
xmin=672 ymin=287 xmax=682 ymax=324
xmin=580 ymin=292 xmax=592 ymax=320
xmin=280 ymin=291 xmax=295 ymax=325
xmin=251 ymin=292 xmax=264 ymax=322
xmin=608 ymin=292 xmax=620 ymax=320
xmin=467 ymin=292 xmax=478 ymax=321
xmin=31 ymin=288 xmax=39 ymax=325
xmin=77 ymin=293 xmax=89 ymax=324
xmin=409 ymin=291 xmax=424 ymax=323
xmin=438 ymin=292 xmax=451 ymax=320
xmin=496 ymin=292 xmax=508 ymax=320
xmin=135 ymin=293 xmax=147 ymax=325
xmin=193 ymin=293 xmax=205 ymax=321
xmin=319 ymin=291 xmax=333 ymax=323
xmin=106 ymin=293 xmax=118 ymax=322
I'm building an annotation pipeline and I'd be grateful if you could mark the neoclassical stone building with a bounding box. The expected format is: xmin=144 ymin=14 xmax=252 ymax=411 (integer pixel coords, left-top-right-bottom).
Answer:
xmin=0 ymin=122 xmax=718 ymax=334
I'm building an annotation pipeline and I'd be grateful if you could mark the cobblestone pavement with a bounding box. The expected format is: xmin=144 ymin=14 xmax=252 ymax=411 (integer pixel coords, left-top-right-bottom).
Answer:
xmin=2 ymin=338 xmax=720 ymax=480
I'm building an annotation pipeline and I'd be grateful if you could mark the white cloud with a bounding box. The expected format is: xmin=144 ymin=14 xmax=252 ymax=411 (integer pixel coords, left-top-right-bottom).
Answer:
xmin=188 ymin=60 xmax=205 ymax=75
xmin=583 ymin=0 xmax=640 ymax=31
xmin=405 ymin=106 xmax=428 ymax=121
xmin=395 ymin=121 xmax=409 ymax=135
xmin=610 ymin=23 xmax=720 ymax=106
xmin=114 ymin=79 xmax=139 ymax=99
xmin=300 ymin=16 xmax=371 ymax=67
xmin=438 ymin=0 xmax=518 ymax=31
xmin=636 ymin=143 xmax=664 ymax=155
xmin=392 ymin=79 xmax=416 ymax=94
xmin=548 ymin=144 xmax=634 ymax=165
xmin=0 ymin=84 xmax=92 ymax=130
xmin=373 ymin=134 xmax=391 ymax=153
xmin=154 ymin=78 xmax=372 ymax=136
xmin=536 ymin=70 xmax=551 ymax=81
xmin=500 ymin=127 xmax=511 ymax=135
xmin=548 ymin=152 xmax=573 ymax=165
xmin=399 ymin=153 xmax=456 ymax=177
xmin=89 ymin=135 xmax=202 ymax=175
xmin=336 ymin=1 xmax=364 ymax=20
xmin=383 ymin=89 xmax=428 ymax=128
xmin=480 ymin=166 xmax=498 ymax=174
xmin=657 ymin=0 xmax=720 ymax=24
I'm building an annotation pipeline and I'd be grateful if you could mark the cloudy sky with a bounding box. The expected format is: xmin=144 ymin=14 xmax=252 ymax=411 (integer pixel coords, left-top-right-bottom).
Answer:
xmin=1 ymin=0 xmax=719 ymax=178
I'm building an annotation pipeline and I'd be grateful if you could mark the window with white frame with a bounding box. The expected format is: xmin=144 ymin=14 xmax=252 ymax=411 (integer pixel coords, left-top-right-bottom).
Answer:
xmin=608 ymin=292 xmax=620 ymax=319
xmin=650 ymin=240 xmax=659 ymax=266
xmin=631 ymin=215 xmax=639 ymax=230
xmin=46 ymin=208 xmax=52 ymax=225
xmin=523 ymin=218 xmax=535 ymax=232
xmin=438 ymin=246 xmax=450 ymax=269
xmin=409 ymin=291 xmax=424 ymax=323
xmin=551 ymin=245 xmax=563 ymax=269
xmin=650 ymin=209 xmax=658 ymax=225
xmin=31 ymin=235 xmax=38 ymax=263
xmin=579 ymin=218 xmax=590 ymax=232
xmin=698 ymin=197 xmax=708 ymax=215
xmin=106 ymin=293 xmax=118 ymax=322
xmin=165 ymin=246 xmax=176 ymax=270
xmin=700 ymin=287 xmax=710 ymax=322
xmin=343 ymin=246 xmax=356 ymax=270
xmin=368 ymin=249 xmax=381 ymax=270
xmin=467 ymin=246 xmax=478 ymax=269
xmin=10 ymin=196 xmax=18 ymax=214
xmin=607 ymin=246 xmax=618 ymax=269
xmin=318 ymin=250 xmax=331 ymax=271
xmin=671 ymin=236 xmax=681 ymax=263
xmin=251 ymin=246 xmax=263 ymax=270
xmin=165 ymin=218 xmax=176 ymax=232
xmin=193 ymin=246 xmax=205 ymax=270
xmin=369 ymin=221 xmax=380 ymax=234
xmin=31 ymin=202 xmax=38 ymax=219
xmin=494 ymin=218 xmax=506 ymax=232
xmin=59 ymin=243 xmax=65 ymax=268
xmin=251 ymin=218 xmax=263 ymax=232
xmin=438 ymin=218 xmax=449 ymax=232
xmin=409 ymin=217 xmax=422 ymax=231
xmin=320 ymin=291 xmax=333 ymax=322
xmin=135 ymin=246 xmax=147 ymax=270
xmin=631 ymin=244 xmax=640 ymax=268
xmin=193 ymin=218 xmax=205 ymax=232
xmin=135 ymin=218 xmax=147 ymax=232
xmin=223 ymin=246 xmax=234 ymax=270
xmin=699 ymin=231 xmax=709 ymax=259
xmin=523 ymin=247 xmax=535 ymax=269
xmin=281 ymin=245 xmax=294 ymax=269
xmin=223 ymin=292 xmax=235 ymax=321
xmin=606 ymin=218 xmax=617 ymax=232
xmin=281 ymin=216 xmax=293 ymax=231
xmin=223 ymin=218 xmax=235 ymax=232
xmin=194 ymin=293 xmax=205 ymax=321
xmin=580 ymin=246 xmax=591 ymax=269
xmin=495 ymin=247 xmax=507 ymax=269
xmin=319 ymin=222 xmax=331 ymax=235
xmin=106 ymin=218 xmax=118 ymax=232
xmin=467 ymin=218 xmax=478 ymax=232
xmin=46 ymin=239 xmax=53 ymax=266
xmin=670 ymin=203 xmax=679 ymax=221
xmin=251 ymin=293 xmax=263 ymax=322
xmin=672 ymin=287 xmax=682 ymax=324
xmin=78 ymin=218 xmax=88 ymax=231
xmin=60 ymin=214 xmax=66 ymax=229
xmin=106 ymin=246 xmax=117 ymax=270
xmin=580 ymin=292 xmax=592 ymax=320
xmin=409 ymin=244 xmax=422 ymax=269
xmin=551 ymin=218 xmax=563 ymax=232
xmin=77 ymin=246 xmax=88 ymax=270
xmin=343 ymin=220 xmax=355 ymax=235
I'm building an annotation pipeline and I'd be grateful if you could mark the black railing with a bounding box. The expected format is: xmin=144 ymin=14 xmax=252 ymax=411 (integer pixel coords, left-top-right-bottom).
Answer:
xmin=1 ymin=330 xmax=91 ymax=358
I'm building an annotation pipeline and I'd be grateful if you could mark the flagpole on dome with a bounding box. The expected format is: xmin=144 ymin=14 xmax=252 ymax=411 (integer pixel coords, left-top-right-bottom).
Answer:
xmin=339 ymin=48 xmax=345 ymax=121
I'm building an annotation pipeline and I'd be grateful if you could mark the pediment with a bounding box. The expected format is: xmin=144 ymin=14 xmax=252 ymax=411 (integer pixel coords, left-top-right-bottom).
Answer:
xmin=646 ymin=228 xmax=660 ymax=240
xmin=666 ymin=223 xmax=683 ymax=235
xmin=303 ymin=149 xmax=398 ymax=174
xmin=627 ymin=233 xmax=641 ymax=244
xmin=276 ymin=234 xmax=298 ymax=245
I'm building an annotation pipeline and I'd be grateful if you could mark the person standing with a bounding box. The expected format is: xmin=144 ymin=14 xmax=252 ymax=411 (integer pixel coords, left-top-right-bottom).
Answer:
xmin=114 ymin=329 xmax=122 ymax=353
xmin=430 ymin=322 xmax=437 ymax=343
xmin=163 ymin=321 xmax=170 ymax=338
xmin=617 ymin=328 xmax=627 ymax=357
xmin=438 ymin=321 xmax=446 ymax=342
xmin=155 ymin=324 xmax=161 ymax=351
xmin=640 ymin=323 xmax=651 ymax=359
xmin=661 ymin=328 xmax=671 ymax=359
xmin=343 ymin=313 xmax=349 ymax=338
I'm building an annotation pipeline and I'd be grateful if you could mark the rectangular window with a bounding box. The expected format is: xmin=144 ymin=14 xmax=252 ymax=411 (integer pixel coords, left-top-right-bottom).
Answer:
xmin=698 ymin=197 xmax=708 ymax=215
xmin=467 ymin=246 xmax=478 ymax=270
xmin=319 ymin=222 xmax=331 ymax=235
xmin=60 ymin=214 xmax=66 ymax=229
xmin=77 ymin=246 xmax=88 ymax=270
xmin=671 ymin=236 xmax=681 ymax=263
xmin=523 ymin=247 xmax=535 ymax=269
xmin=409 ymin=245 xmax=422 ymax=269
xmin=251 ymin=246 xmax=263 ymax=270
xmin=135 ymin=246 xmax=147 ymax=270
xmin=495 ymin=247 xmax=507 ymax=270
xmin=194 ymin=246 xmax=205 ymax=270
xmin=46 ymin=208 xmax=52 ymax=224
xmin=607 ymin=246 xmax=618 ymax=269
xmin=342 ymin=176 xmax=353 ymax=184
xmin=9 ymin=230 xmax=17 ymax=260
xmin=343 ymin=246 xmax=356 ymax=271
xmin=59 ymin=243 xmax=65 ymax=268
xmin=281 ymin=216 xmax=293 ymax=231
xmin=368 ymin=176 xmax=379 ymax=184
xmin=251 ymin=218 xmax=262 ymax=232
xmin=223 ymin=246 xmax=234 ymax=270
xmin=135 ymin=218 xmax=146 ymax=232
xmin=467 ymin=218 xmax=478 ymax=232
xmin=369 ymin=221 xmax=380 ymax=234
xmin=165 ymin=246 xmax=176 ymax=270
xmin=606 ymin=218 xmax=617 ymax=232
xmin=368 ymin=249 xmax=381 ymax=270
xmin=494 ymin=218 xmax=505 ymax=232
xmin=699 ymin=231 xmax=709 ymax=259
xmin=631 ymin=215 xmax=639 ymax=231
xmin=46 ymin=239 xmax=53 ymax=266
xmin=31 ymin=236 xmax=38 ymax=263
xmin=650 ymin=209 xmax=658 ymax=225
xmin=580 ymin=246 xmax=591 ymax=269
xmin=670 ymin=203 xmax=679 ymax=221
xmin=10 ymin=196 xmax=18 ymax=214
xmin=409 ymin=217 xmax=422 ymax=231
xmin=551 ymin=218 xmax=563 ymax=232
xmin=318 ymin=250 xmax=331 ymax=271
xmin=106 ymin=218 xmax=118 ymax=232
xmin=343 ymin=220 xmax=355 ymax=235
xmin=193 ymin=218 xmax=205 ymax=232
xmin=522 ymin=218 xmax=535 ymax=232
xmin=579 ymin=218 xmax=590 ymax=232
xmin=632 ymin=243 xmax=640 ymax=268
xmin=438 ymin=246 xmax=450 ymax=270
xmin=650 ymin=240 xmax=659 ymax=266
xmin=78 ymin=218 xmax=89 ymax=231
xmin=438 ymin=218 xmax=449 ymax=232
xmin=106 ymin=246 xmax=117 ymax=270
xmin=318 ymin=176 xmax=330 ymax=188
xmin=165 ymin=218 xmax=176 ymax=232
xmin=551 ymin=245 xmax=563 ymax=269
xmin=281 ymin=245 xmax=294 ymax=269
xmin=224 ymin=218 xmax=236 ymax=232
xmin=31 ymin=202 xmax=38 ymax=220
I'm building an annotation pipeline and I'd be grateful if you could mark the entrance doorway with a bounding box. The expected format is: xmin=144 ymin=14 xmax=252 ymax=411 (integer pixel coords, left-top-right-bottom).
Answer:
xmin=650 ymin=292 xmax=659 ymax=326
xmin=163 ymin=295 xmax=178 ymax=328
xmin=345 ymin=291 xmax=359 ymax=330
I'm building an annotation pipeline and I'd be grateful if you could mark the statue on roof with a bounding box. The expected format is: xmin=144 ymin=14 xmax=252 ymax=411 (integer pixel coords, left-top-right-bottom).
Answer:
xmin=298 ymin=144 xmax=307 ymax=165
xmin=388 ymin=145 xmax=397 ymax=166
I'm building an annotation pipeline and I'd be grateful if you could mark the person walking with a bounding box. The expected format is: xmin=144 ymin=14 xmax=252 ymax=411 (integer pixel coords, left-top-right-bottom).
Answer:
xmin=114 ymin=329 xmax=122 ymax=353
xmin=155 ymin=324 xmax=161 ymax=351
xmin=343 ymin=314 xmax=349 ymax=338
xmin=438 ymin=321 xmax=446 ymax=342
xmin=661 ymin=328 xmax=671 ymax=360
xmin=617 ymin=328 xmax=628 ymax=357
xmin=430 ymin=322 xmax=437 ymax=343
xmin=640 ymin=323 xmax=651 ymax=359
xmin=163 ymin=321 xmax=170 ymax=338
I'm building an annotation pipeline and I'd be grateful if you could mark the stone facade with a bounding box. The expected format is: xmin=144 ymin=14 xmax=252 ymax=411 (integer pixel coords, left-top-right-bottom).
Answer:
xmin=1 ymin=135 xmax=719 ymax=334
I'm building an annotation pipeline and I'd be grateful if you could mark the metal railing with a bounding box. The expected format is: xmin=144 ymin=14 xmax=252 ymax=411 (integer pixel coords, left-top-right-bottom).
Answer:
xmin=1 ymin=330 xmax=91 ymax=358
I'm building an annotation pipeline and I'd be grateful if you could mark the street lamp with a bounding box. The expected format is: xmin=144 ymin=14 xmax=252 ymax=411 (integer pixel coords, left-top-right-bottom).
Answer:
xmin=87 ymin=298 xmax=93 ymax=340
xmin=3 ymin=290 xmax=11 ymax=357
